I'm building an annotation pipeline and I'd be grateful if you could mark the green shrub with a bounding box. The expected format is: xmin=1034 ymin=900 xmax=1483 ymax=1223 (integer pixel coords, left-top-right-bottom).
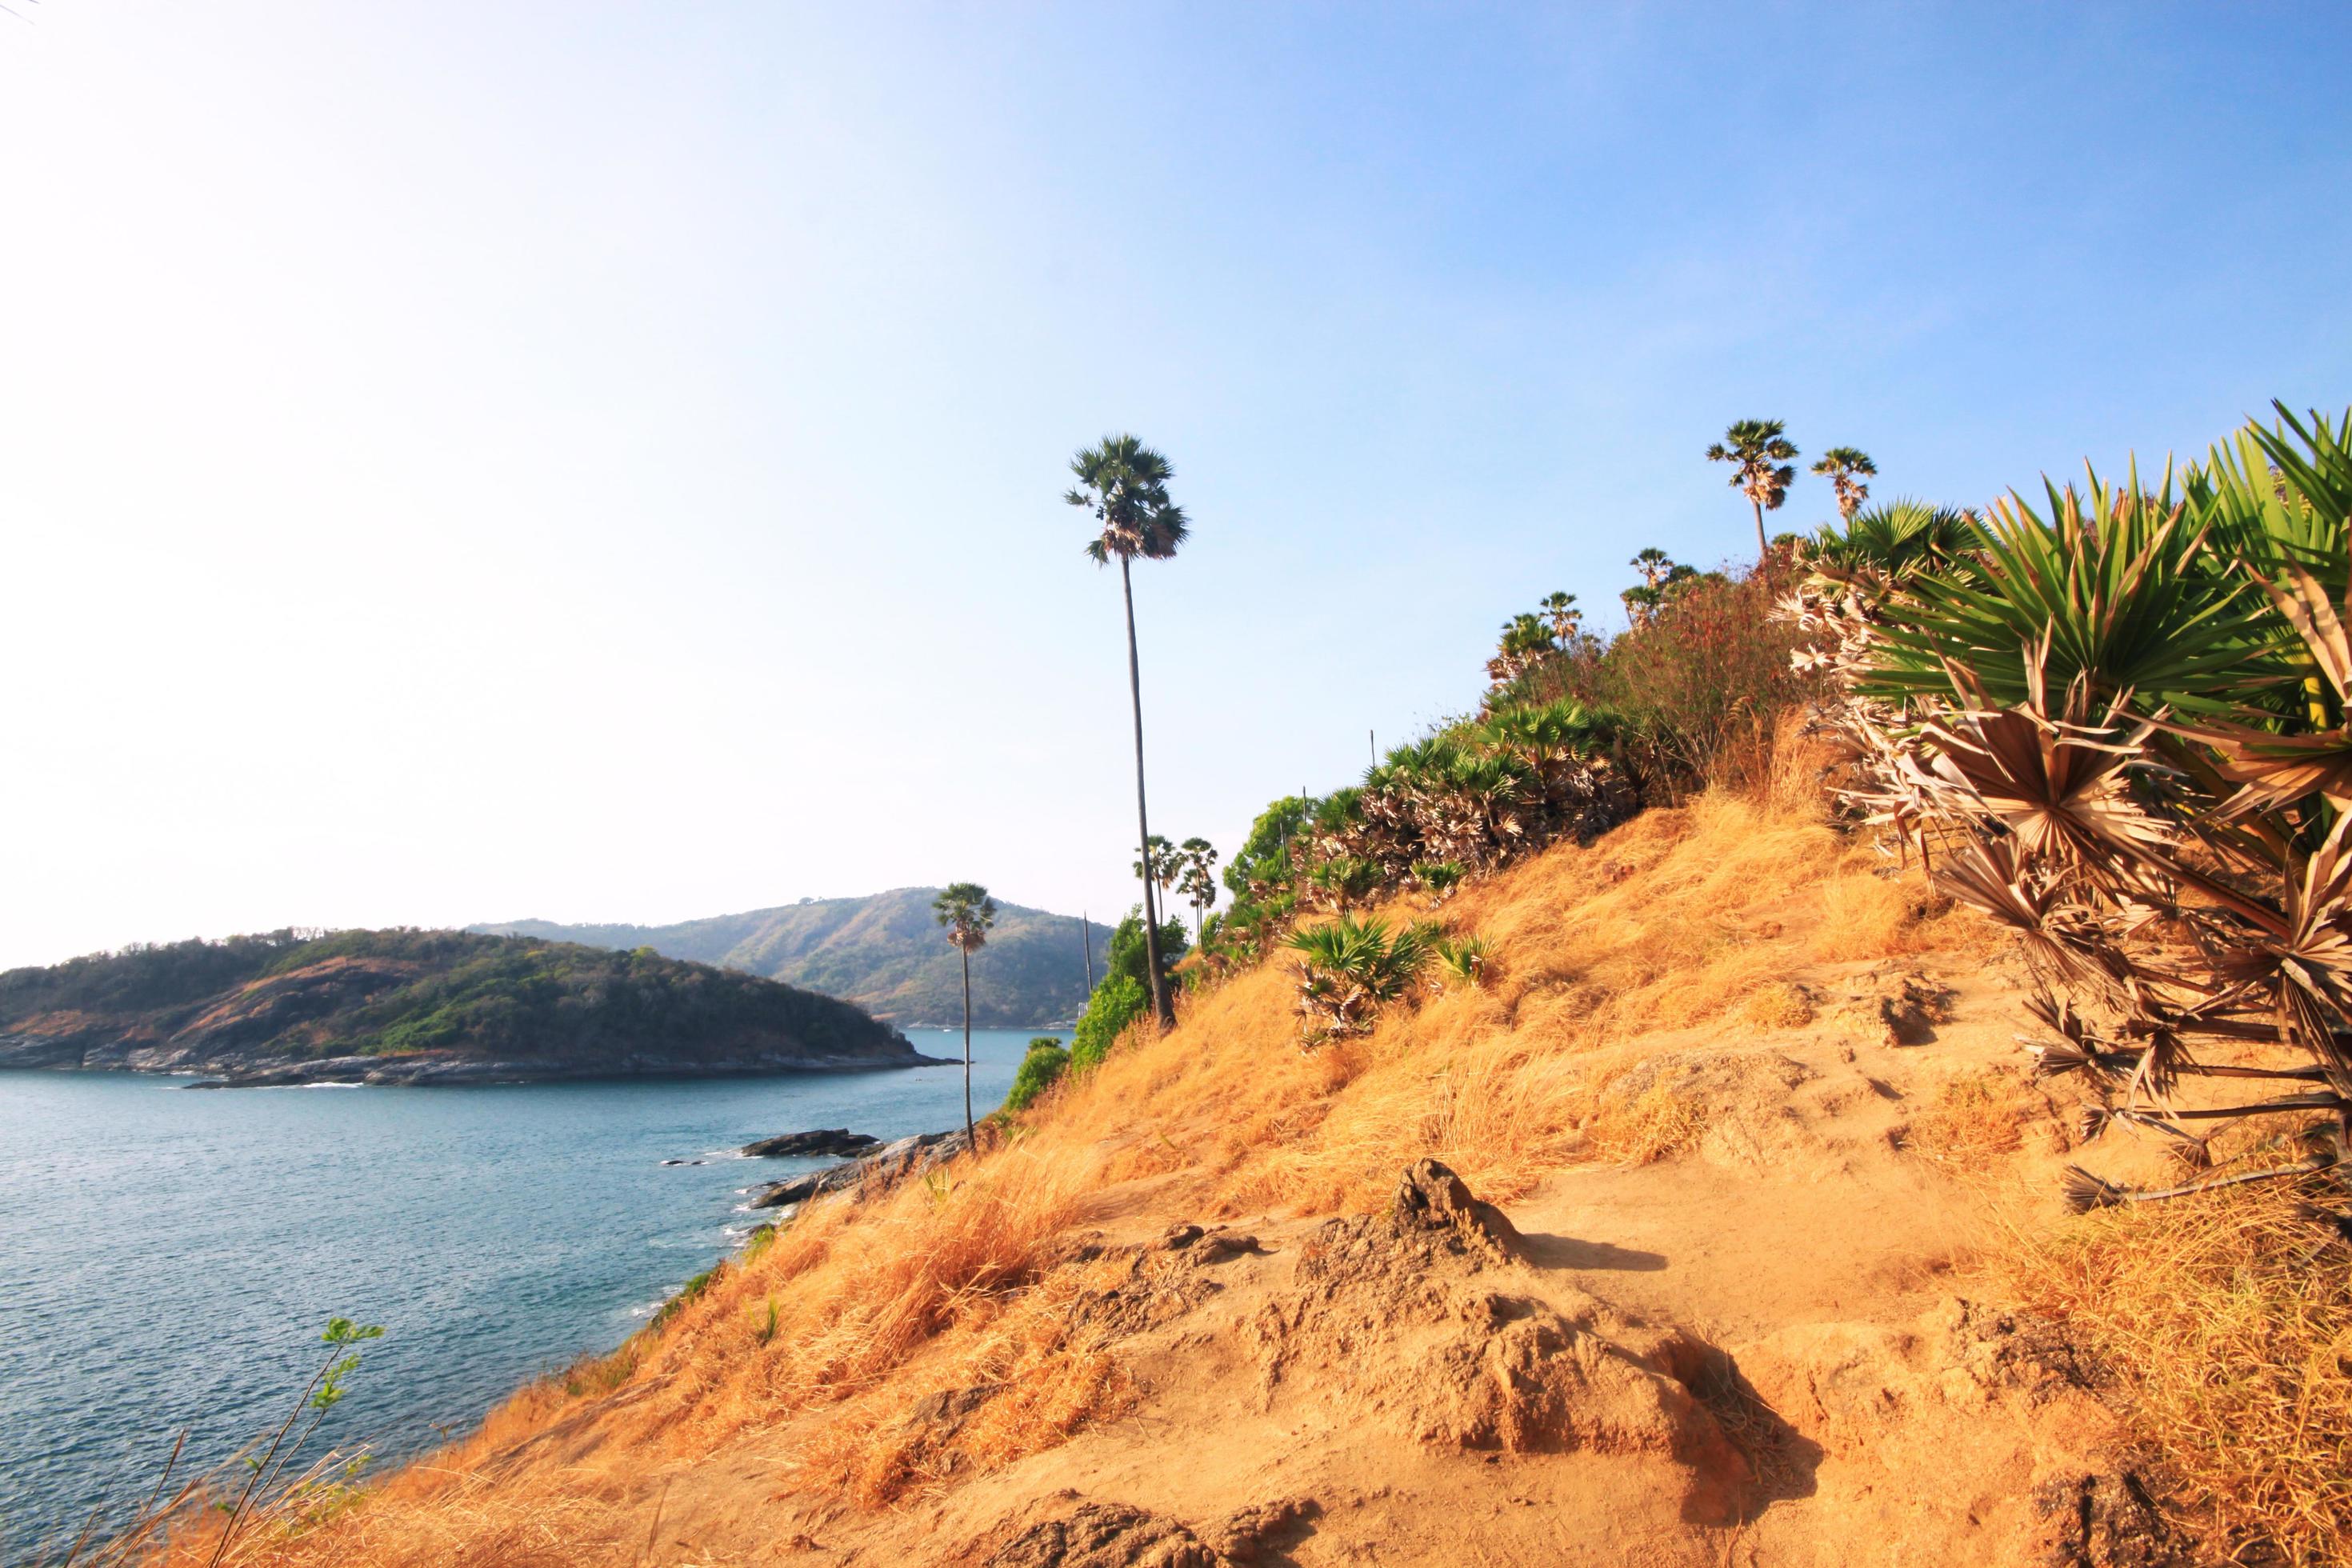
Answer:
xmin=1101 ymin=907 xmax=1189 ymax=988
xmin=1006 ymin=1038 xmax=1070 ymax=1111
xmin=1070 ymin=974 xmax=1147 ymax=1072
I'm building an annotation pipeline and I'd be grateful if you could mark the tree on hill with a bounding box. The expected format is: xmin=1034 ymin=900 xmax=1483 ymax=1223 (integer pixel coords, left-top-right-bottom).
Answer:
xmin=1069 ymin=908 xmax=1190 ymax=1072
xmin=1177 ymin=838 xmax=1220 ymax=946
xmin=1070 ymin=433 xmax=1190 ymax=1030
xmin=1133 ymin=834 xmax=1180 ymax=898
xmin=1539 ymin=590 xmax=1582 ymax=642
xmin=1622 ymin=549 xmax=1696 ymax=626
xmin=932 ymin=882 xmax=997 ymax=1146
xmin=1810 ymin=446 xmax=1878 ymax=520
xmin=1486 ymin=612 xmax=1558 ymax=686
xmin=1706 ymin=418 xmax=1799 ymax=559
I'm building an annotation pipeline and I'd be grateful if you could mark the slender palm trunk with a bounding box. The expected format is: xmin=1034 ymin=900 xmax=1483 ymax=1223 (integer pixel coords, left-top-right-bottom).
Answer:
xmin=1118 ymin=555 xmax=1174 ymax=1027
xmin=959 ymin=946 xmax=974 ymax=1149
xmin=1752 ymin=498 xmax=1767 ymax=562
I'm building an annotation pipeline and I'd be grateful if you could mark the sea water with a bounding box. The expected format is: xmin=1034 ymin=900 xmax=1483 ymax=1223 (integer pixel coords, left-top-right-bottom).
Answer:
xmin=0 ymin=1028 xmax=1050 ymax=1562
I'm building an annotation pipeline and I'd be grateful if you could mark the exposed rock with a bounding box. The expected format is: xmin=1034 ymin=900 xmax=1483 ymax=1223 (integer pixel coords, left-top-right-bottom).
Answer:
xmin=1197 ymin=1498 xmax=1318 ymax=1564
xmin=1393 ymin=1158 xmax=1522 ymax=1261
xmin=747 ymin=1129 xmax=970 ymax=1209
xmin=983 ymin=1495 xmax=1228 ymax=1568
xmin=741 ymin=1128 xmax=880 ymax=1158
xmin=1251 ymin=1163 xmax=1743 ymax=1521
xmin=2032 ymin=1465 xmax=2182 ymax=1567
xmin=905 ymin=1383 xmax=998 ymax=1441
xmin=1827 ymin=970 xmax=1958 ymax=1048
xmin=1161 ymin=1223 xmax=1206 ymax=1250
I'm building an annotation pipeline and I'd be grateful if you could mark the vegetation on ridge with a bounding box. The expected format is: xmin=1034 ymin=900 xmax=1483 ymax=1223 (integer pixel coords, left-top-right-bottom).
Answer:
xmin=0 ymin=926 xmax=911 ymax=1074
xmin=1795 ymin=403 xmax=2352 ymax=1213
xmin=477 ymin=890 xmax=1107 ymax=1028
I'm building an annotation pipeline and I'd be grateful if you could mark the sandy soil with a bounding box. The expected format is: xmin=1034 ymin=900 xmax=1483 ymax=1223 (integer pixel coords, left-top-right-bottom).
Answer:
xmin=520 ymin=949 xmax=2171 ymax=1567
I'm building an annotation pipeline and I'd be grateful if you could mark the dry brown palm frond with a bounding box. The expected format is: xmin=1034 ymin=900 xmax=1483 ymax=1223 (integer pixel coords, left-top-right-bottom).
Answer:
xmin=1931 ymin=835 xmax=2126 ymax=992
xmin=2062 ymin=1140 xmax=2342 ymax=1213
xmin=1918 ymin=699 xmax=2170 ymax=876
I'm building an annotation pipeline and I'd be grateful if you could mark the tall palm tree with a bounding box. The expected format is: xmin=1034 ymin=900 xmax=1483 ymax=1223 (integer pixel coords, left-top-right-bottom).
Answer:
xmin=1069 ymin=434 xmax=1190 ymax=1029
xmin=932 ymin=882 xmax=998 ymax=1147
xmin=1706 ymin=418 xmax=1800 ymax=558
xmin=1538 ymin=590 xmax=1582 ymax=643
xmin=1132 ymin=833 xmax=1179 ymax=892
xmin=1177 ymin=837 xmax=1219 ymax=946
xmin=1810 ymin=446 xmax=1878 ymax=520
xmin=1630 ymin=547 xmax=1674 ymax=589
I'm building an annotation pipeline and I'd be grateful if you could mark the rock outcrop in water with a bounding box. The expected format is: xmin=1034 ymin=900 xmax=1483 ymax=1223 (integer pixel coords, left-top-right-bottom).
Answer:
xmin=742 ymin=1128 xmax=882 ymax=1158
xmin=747 ymin=1128 xmax=969 ymax=1209
xmin=0 ymin=928 xmax=946 ymax=1084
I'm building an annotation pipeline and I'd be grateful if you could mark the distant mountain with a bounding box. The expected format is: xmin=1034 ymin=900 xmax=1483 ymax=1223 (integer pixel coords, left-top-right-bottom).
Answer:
xmin=475 ymin=890 xmax=1112 ymax=1027
xmin=0 ymin=928 xmax=930 ymax=1084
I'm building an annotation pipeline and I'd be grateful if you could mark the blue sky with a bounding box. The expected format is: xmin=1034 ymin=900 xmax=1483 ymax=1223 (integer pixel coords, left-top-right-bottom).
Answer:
xmin=1 ymin=2 xmax=2346 ymax=968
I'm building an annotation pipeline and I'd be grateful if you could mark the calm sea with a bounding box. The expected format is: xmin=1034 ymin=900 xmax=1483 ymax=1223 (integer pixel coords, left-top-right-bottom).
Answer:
xmin=0 ymin=1028 xmax=1050 ymax=1563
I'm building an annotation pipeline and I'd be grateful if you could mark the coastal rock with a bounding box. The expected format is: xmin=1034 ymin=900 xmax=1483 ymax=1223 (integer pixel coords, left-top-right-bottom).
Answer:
xmin=741 ymin=1128 xmax=880 ymax=1159
xmin=748 ymin=1128 xmax=972 ymax=1209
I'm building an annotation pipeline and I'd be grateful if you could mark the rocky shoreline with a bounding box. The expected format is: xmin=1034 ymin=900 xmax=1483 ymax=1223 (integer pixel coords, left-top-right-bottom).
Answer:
xmin=743 ymin=1129 xmax=971 ymax=1213
xmin=0 ymin=1035 xmax=954 ymax=1086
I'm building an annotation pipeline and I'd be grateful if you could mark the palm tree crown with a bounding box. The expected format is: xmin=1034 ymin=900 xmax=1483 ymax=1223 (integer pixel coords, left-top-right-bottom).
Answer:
xmin=1133 ymin=834 xmax=1179 ymax=889
xmin=933 ymin=882 xmax=998 ymax=950
xmin=1706 ymin=418 xmax=1800 ymax=558
xmin=1810 ymin=446 xmax=1878 ymax=520
xmin=1069 ymin=434 xmax=1189 ymax=565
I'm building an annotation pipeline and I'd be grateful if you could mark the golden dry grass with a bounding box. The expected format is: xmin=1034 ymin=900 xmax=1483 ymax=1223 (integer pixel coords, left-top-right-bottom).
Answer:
xmin=130 ymin=790 xmax=1963 ymax=1567
xmin=1999 ymin=1180 xmax=2352 ymax=1565
xmin=1904 ymin=1069 xmax=2031 ymax=1166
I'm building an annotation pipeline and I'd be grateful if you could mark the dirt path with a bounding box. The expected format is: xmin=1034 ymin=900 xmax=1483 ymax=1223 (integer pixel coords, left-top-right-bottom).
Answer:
xmin=614 ymin=951 xmax=2156 ymax=1567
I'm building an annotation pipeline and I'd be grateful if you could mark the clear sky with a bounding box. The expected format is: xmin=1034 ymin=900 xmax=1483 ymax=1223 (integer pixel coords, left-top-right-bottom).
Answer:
xmin=1 ymin=3 xmax=2346 ymax=970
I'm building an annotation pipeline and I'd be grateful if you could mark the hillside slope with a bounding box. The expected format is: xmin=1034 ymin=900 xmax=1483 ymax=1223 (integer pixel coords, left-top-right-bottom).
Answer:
xmin=0 ymin=928 xmax=928 ymax=1083
xmin=163 ymin=794 xmax=2245 ymax=1565
xmin=478 ymin=890 xmax=1111 ymax=1026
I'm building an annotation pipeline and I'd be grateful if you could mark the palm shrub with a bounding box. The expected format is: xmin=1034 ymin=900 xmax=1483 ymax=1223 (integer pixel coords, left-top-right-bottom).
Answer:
xmin=1800 ymin=402 xmax=2352 ymax=1218
xmin=1432 ymin=933 xmax=1493 ymax=989
xmin=1806 ymin=498 xmax=1979 ymax=586
xmin=1282 ymin=915 xmax=1440 ymax=1045
xmin=1411 ymin=860 xmax=1466 ymax=896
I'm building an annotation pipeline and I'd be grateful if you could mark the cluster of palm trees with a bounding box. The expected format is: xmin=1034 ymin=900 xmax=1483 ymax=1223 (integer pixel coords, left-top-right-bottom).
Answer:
xmin=946 ymin=418 xmax=1877 ymax=1082
xmin=1486 ymin=592 xmax=1585 ymax=686
xmin=1705 ymin=418 xmax=1878 ymax=556
xmin=1792 ymin=402 xmax=2352 ymax=1218
xmin=1129 ymin=834 xmax=1220 ymax=949
xmin=930 ymin=436 xmax=1202 ymax=1128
